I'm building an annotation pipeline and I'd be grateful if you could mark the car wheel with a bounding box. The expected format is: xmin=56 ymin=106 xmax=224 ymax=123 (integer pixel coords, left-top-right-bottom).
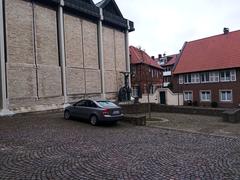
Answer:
xmin=90 ymin=115 xmax=98 ymax=126
xmin=64 ymin=110 xmax=71 ymax=120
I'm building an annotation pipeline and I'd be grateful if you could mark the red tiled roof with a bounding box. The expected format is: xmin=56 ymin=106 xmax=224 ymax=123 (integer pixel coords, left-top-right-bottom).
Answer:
xmin=129 ymin=46 xmax=163 ymax=69
xmin=163 ymin=54 xmax=178 ymax=66
xmin=174 ymin=30 xmax=240 ymax=74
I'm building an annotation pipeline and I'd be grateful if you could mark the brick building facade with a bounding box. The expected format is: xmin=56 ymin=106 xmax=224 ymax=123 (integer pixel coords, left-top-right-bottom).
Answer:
xmin=172 ymin=70 xmax=240 ymax=108
xmin=0 ymin=0 xmax=134 ymax=114
xmin=129 ymin=46 xmax=163 ymax=97
xmin=156 ymin=54 xmax=178 ymax=88
xmin=173 ymin=29 xmax=240 ymax=108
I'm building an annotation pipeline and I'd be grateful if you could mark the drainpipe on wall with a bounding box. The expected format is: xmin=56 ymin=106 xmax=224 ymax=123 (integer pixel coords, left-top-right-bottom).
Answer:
xmin=58 ymin=0 xmax=68 ymax=107
xmin=98 ymin=8 xmax=105 ymax=99
xmin=0 ymin=0 xmax=13 ymax=116
xmin=125 ymin=20 xmax=131 ymax=88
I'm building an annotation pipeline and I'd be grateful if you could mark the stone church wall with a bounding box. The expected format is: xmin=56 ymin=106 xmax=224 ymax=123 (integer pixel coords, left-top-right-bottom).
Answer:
xmin=3 ymin=0 xmax=128 ymax=112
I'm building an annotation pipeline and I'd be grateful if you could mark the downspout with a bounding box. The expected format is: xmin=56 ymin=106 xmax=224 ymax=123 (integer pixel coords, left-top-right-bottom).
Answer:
xmin=58 ymin=0 xmax=68 ymax=106
xmin=98 ymin=8 xmax=105 ymax=99
xmin=0 ymin=0 xmax=13 ymax=116
xmin=125 ymin=20 xmax=131 ymax=88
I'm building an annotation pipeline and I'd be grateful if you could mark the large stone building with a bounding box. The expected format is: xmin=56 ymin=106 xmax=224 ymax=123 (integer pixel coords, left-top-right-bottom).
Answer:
xmin=0 ymin=0 xmax=134 ymax=115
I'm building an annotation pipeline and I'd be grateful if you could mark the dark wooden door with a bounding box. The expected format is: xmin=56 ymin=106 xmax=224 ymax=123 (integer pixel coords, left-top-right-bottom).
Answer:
xmin=160 ymin=91 xmax=166 ymax=105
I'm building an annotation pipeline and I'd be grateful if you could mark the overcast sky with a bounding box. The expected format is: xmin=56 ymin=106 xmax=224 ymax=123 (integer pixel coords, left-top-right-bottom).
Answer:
xmin=93 ymin=0 xmax=240 ymax=56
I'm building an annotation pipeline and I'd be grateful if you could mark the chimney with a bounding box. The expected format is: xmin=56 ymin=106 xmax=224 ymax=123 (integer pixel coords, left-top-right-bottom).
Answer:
xmin=223 ymin=27 xmax=229 ymax=34
xmin=151 ymin=56 xmax=155 ymax=60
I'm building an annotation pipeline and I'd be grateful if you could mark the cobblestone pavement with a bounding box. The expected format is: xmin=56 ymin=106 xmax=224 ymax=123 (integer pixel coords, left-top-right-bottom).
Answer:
xmin=0 ymin=112 xmax=240 ymax=180
xmin=147 ymin=113 xmax=240 ymax=137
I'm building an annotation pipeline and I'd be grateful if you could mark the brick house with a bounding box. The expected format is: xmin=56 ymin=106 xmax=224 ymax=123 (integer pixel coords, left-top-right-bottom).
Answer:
xmin=0 ymin=0 xmax=134 ymax=115
xmin=158 ymin=54 xmax=178 ymax=88
xmin=129 ymin=46 xmax=163 ymax=97
xmin=173 ymin=29 xmax=240 ymax=108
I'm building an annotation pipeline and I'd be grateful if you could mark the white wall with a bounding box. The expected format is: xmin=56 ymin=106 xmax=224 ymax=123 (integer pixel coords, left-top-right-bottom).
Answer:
xmin=164 ymin=88 xmax=183 ymax=105
xmin=139 ymin=88 xmax=183 ymax=105
xmin=139 ymin=93 xmax=159 ymax=104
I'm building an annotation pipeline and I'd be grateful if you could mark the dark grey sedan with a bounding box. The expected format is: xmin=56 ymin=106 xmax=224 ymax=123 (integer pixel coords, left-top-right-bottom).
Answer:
xmin=64 ymin=99 xmax=124 ymax=125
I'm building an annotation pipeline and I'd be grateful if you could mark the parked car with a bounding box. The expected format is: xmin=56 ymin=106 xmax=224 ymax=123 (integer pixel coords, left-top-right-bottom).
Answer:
xmin=64 ymin=99 xmax=124 ymax=125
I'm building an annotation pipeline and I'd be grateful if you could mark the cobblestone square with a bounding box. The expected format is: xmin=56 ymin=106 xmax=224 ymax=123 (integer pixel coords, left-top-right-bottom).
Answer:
xmin=0 ymin=112 xmax=240 ymax=179
xmin=147 ymin=112 xmax=240 ymax=137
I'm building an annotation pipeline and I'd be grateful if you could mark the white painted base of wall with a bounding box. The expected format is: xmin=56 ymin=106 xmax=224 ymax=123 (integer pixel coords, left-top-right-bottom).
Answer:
xmin=101 ymin=93 xmax=106 ymax=100
xmin=139 ymin=88 xmax=183 ymax=106
xmin=0 ymin=109 xmax=15 ymax=116
xmin=139 ymin=94 xmax=159 ymax=104
xmin=63 ymin=103 xmax=71 ymax=108
xmin=160 ymin=88 xmax=183 ymax=106
xmin=12 ymin=104 xmax=63 ymax=114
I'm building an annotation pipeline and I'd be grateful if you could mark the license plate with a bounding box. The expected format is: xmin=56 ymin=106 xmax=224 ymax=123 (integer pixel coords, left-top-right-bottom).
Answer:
xmin=113 ymin=110 xmax=120 ymax=115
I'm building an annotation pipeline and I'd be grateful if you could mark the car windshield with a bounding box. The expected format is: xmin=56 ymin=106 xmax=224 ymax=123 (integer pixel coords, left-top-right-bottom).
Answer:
xmin=97 ymin=101 xmax=118 ymax=108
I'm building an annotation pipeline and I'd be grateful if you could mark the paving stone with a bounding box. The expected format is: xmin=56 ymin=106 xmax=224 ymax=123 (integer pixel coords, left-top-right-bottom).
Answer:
xmin=0 ymin=112 xmax=240 ymax=179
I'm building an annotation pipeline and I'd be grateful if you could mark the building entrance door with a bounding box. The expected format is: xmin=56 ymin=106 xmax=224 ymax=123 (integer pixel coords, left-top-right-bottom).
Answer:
xmin=160 ymin=91 xmax=166 ymax=104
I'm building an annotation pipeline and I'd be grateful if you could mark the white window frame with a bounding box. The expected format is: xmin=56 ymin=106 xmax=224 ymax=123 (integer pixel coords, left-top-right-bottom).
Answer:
xmin=200 ymin=90 xmax=211 ymax=102
xmin=150 ymin=85 xmax=154 ymax=94
xmin=178 ymin=69 xmax=236 ymax=85
xmin=219 ymin=90 xmax=233 ymax=102
xmin=191 ymin=73 xmax=200 ymax=83
xmin=220 ymin=70 xmax=230 ymax=82
xmin=220 ymin=70 xmax=236 ymax=82
xmin=209 ymin=71 xmax=219 ymax=82
xmin=183 ymin=91 xmax=193 ymax=101
xmin=201 ymin=72 xmax=210 ymax=83
xmin=230 ymin=70 xmax=236 ymax=81
xmin=179 ymin=75 xmax=183 ymax=84
xmin=184 ymin=74 xmax=192 ymax=84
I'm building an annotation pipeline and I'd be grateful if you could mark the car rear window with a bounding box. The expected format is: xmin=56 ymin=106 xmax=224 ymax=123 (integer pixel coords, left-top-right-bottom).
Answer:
xmin=97 ymin=101 xmax=118 ymax=108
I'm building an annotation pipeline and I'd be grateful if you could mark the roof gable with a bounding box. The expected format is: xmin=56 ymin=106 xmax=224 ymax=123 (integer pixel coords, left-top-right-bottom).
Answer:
xmin=130 ymin=46 xmax=163 ymax=69
xmin=174 ymin=30 xmax=240 ymax=74
xmin=163 ymin=54 xmax=178 ymax=66
xmin=64 ymin=0 xmax=100 ymax=19
xmin=96 ymin=0 xmax=123 ymax=17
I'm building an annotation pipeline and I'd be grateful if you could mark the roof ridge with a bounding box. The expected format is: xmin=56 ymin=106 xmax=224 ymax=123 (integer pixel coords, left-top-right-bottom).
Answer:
xmin=187 ymin=29 xmax=240 ymax=44
xmin=129 ymin=46 xmax=163 ymax=69
xmin=174 ymin=29 xmax=240 ymax=74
